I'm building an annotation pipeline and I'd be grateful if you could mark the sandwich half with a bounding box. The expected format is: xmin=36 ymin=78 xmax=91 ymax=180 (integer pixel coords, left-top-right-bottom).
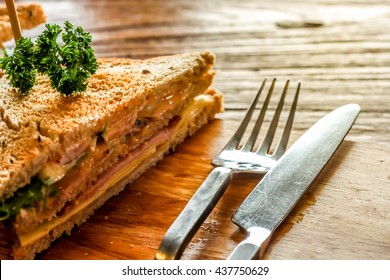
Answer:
xmin=0 ymin=52 xmax=223 ymax=259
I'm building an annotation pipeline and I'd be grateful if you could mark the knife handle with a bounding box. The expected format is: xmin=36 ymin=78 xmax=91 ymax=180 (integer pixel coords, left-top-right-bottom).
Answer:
xmin=227 ymin=227 xmax=272 ymax=260
xmin=155 ymin=167 xmax=232 ymax=260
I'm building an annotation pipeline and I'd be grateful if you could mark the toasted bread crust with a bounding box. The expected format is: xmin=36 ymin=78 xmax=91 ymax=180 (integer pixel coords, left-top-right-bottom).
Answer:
xmin=0 ymin=52 xmax=215 ymax=202
xmin=0 ymin=2 xmax=46 ymax=46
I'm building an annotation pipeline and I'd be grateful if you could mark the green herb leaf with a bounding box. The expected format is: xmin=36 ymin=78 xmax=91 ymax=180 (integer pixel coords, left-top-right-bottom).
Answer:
xmin=0 ymin=37 xmax=36 ymax=94
xmin=0 ymin=178 xmax=58 ymax=221
xmin=0 ymin=21 xmax=98 ymax=96
xmin=44 ymin=21 xmax=98 ymax=95
xmin=34 ymin=23 xmax=62 ymax=75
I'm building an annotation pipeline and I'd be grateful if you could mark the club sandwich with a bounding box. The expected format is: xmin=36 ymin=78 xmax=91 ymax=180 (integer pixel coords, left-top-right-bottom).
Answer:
xmin=0 ymin=52 xmax=223 ymax=259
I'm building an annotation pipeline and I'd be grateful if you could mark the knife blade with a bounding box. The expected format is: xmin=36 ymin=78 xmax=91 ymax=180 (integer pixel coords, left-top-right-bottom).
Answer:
xmin=227 ymin=103 xmax=360 ymax=260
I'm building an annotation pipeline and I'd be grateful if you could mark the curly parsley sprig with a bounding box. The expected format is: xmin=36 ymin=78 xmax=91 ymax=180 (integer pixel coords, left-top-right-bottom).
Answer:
xmin=0 ymin=21 xmax=98 ymax=96
xmin=0 ymin=37 xmax=36 ymax=94
xmin=34 ymin=23 xmax=62 ymax=75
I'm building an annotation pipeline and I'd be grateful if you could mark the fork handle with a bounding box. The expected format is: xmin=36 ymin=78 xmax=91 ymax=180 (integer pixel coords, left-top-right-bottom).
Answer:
xmin=155 ymin=167 xmax=232 ymax=260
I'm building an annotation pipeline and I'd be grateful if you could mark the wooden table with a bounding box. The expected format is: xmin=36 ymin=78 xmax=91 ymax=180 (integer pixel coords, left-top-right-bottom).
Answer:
xmin=1 ymin=0 xmax=389 ymax=260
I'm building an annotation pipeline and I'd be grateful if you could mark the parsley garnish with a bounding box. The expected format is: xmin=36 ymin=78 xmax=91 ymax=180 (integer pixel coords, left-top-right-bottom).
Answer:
xmin=0 ymin=37 xmax=36 ymax=94
xmin=0 ymin=21 xmax=98 ymax=96
xmin=34 ymin=23 xmax=62 ymax=77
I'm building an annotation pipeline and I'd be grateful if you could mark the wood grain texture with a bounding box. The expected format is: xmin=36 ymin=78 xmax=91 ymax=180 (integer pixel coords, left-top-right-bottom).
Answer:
xmin=12 ymin=0 xmax=388 ymax=144
xmin=0 ymin=0 xmax=389 ymax=259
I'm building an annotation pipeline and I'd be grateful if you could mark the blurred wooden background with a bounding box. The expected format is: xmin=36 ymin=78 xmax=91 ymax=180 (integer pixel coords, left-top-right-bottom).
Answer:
xmin=11 ymin=0 xmax=389 ymax=144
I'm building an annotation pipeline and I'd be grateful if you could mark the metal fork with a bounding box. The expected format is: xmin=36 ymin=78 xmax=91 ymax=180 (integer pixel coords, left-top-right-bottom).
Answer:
xmin=155 ymin=78 xmax=300 ymax=260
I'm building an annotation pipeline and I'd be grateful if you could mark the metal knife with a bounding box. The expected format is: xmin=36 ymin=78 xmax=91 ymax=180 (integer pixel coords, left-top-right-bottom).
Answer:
xmin=227 ymin=103 xmax=360 ymax=260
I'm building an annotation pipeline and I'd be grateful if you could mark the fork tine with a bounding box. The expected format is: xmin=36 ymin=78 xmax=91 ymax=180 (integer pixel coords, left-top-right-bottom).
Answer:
xmin=272 ymin=82 xmax=300 ymax=159
xmin=241 ymin=79 xmax=276 ymax=152
xmin=221 ymin=79 xmax=267 ymax=151
xmin=256 ymin=80 xmax=290 ymax=155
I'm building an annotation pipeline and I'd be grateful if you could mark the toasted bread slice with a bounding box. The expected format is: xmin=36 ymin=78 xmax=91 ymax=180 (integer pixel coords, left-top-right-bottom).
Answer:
xmin=0 ymin=52 xmax=223 ymax=259
xmin=0 ymin=2 xmax=46 ymax=47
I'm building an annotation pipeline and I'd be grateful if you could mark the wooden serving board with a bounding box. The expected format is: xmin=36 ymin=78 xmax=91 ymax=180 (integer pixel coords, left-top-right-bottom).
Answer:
xmin=0 ymin=118 xmax=389 ymax=260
